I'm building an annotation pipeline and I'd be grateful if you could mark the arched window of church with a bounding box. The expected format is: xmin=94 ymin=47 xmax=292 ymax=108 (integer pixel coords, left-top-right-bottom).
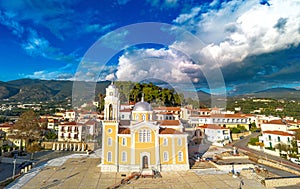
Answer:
xmin=143 ymin=129 xmax=146 ymax=142
xmin=108 ymin=137 xmax=112 ymax=146
xmin=163 ymin=151 xmax=169 ymax=162
xmin=122 ymin=137 xmax=126 ymax=146
xmin=138 ymin=129 xmax=151 ymax=143
xmin=121 ymin=151 xmax=127 ymax=162
xmin=163 ymin=138 xmax=168 ymax=146
xmin=108 ymin=104 xmax=113 ymax=120
xmin=142 ymin=114 xmax=146 ymax=121
xmin=178 ymin=151 xmax=183 ymax=162
xmin=139 ymin=130 xmax=143 ymax=142
xmin=107 ymin=151 xmax=112 ymax=162
xmin=178 ymin=138 xmax=182 ymax=146
xmin=146 ymin=129 xmax=151 ymax=142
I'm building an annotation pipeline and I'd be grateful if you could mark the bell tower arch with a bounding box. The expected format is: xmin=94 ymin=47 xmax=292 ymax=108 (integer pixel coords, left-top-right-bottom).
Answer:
xmin=104 ymin=82 xmax=120 ymax=120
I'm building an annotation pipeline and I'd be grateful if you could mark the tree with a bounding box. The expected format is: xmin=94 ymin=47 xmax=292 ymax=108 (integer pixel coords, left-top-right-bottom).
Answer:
xmin=295 ymin=129 xmax=300 ymax=140
xmin=290 ymin=140 xmax=298 ymax=154
xmin=13 ymin=110 xmax=43 ymax=151
xmin=97 ymin=93 xmax=105 ymax=113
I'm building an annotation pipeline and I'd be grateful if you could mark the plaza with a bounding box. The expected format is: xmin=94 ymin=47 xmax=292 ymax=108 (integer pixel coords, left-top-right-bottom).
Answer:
xmin=12 ymin=156 xmax=265 ymax=189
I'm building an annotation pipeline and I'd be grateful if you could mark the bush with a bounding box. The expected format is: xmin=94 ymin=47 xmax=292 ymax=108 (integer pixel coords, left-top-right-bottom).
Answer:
xmin=248 ymin=137 xmax=259 ymax=145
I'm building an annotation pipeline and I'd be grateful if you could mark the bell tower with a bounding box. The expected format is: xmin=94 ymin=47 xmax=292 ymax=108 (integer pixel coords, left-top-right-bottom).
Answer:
xmin=104 ymin=82 xmax=120 ymax=120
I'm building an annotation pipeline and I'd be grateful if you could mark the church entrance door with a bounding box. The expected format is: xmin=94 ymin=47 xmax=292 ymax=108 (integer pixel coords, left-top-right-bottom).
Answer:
xmin=142 ymin=155 xmax=148 ymax=169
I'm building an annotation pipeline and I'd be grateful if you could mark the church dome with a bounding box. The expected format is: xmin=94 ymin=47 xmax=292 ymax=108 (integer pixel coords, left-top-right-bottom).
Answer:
xmin=133 ymin=99 xmax=153 ymax=111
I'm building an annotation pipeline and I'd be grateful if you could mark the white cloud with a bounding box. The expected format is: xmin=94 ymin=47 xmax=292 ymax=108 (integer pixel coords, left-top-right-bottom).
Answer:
xmin=173 ymin=7 xmax=201 ymax=25
xmin=174 ymin=0 xmax=300 ymax=66
xmin=27 ymin=70 xmax=74 ymax=80
xmin=0 ymin=10 xmax=24 ymax=37
xmin=115 ymin=48 xmax=203 ymax=84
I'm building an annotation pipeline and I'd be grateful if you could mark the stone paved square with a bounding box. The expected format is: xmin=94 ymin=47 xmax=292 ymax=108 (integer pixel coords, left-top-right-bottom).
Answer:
xmin=17 ymin=157 xmax=268 ymax=189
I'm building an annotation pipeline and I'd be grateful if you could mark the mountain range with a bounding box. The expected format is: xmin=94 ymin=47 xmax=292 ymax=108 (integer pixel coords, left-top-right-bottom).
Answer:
xmin=0 ymin=79 xmax=300 ymax=103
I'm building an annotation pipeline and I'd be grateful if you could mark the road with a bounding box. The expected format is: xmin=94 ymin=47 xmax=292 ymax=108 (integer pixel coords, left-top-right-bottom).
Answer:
xmin=0 ymin=150 xmax=75 ymax=183
xmin=230 ymin=132 xmax=300 ymax=176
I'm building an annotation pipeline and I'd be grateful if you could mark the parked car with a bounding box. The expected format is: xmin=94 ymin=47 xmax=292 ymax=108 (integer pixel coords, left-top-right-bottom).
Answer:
xmin=11 ymin=150 xmax=27 ymax=157
xmin=18 ymin=161 xmax=33 ymax=169
xmin=290 ymin=158 xmax=300 ymax=165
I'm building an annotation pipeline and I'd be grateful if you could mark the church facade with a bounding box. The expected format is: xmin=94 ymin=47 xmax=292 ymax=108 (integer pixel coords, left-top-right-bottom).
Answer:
xmin=101 ymin=83 xmax=189 ymax=172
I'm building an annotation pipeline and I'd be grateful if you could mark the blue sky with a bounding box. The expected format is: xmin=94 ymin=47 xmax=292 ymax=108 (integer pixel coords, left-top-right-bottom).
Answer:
xmin=0 ymin=0 xmax=300 ymax=94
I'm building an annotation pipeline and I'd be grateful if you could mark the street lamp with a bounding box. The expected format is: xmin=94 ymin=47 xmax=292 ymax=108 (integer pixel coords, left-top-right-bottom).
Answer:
xmin=12 ymin=154 xmax=16 ymax=179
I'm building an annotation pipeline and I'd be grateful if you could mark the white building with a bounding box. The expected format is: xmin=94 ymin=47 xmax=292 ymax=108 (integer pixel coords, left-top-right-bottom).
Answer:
xmin=260 ymin=119 xmax=293 ymax=132
xmin=64 ymin=110 xmax=77 ymax=121
xmin=197 ymin=124 xmax=231 ymax=146
xmin=262 ymin=130 xmax=295 ymax=149
xmin=58 ymin=122 xmax=86 ymax=142
xmin=189 ymin=114 xmax=250 ymax=130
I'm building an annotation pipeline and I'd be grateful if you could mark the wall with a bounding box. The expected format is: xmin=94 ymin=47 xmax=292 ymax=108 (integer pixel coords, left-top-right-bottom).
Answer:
xmin=258 ymin=159 xmax=300 ymax=176
xmin=264 ymin=177 xmax=300 ymax=188
xmin=231 ymin=131 xmax=251 ymax=140
xmin=248 ymin=144 xmax=280 ymax=157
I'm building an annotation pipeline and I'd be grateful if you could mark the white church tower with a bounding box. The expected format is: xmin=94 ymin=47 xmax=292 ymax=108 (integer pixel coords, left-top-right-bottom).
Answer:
xmin=104 ymin=82 xmax=120 ymax=120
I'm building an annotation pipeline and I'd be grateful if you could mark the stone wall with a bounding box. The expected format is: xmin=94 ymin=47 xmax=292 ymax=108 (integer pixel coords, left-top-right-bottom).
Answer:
xmin=209 ymin=161 xmax=255 ymax=172
xmin=264 ymin=177 xmax=300 ymax=188
xmin=258 ymin=159 xmax=300 ymax=176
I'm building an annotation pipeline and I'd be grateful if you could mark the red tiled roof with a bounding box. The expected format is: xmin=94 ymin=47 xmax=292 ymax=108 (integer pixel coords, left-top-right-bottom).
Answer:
xmin=264 ymin=120 xmax=285 ymax=125
xmin=159 ymin=120 xmax=180 ymax=126
xmin=198 ymin=124 xmax=228 ymax=130
xmin=0 ymin=123 xmax=14 ymax=128
xmin=120 ymin=109 xmax=132 ymax=112
xmin=159 ymin=128 xmax=183 ymax=134
xmin=199 ymin=108 xmax=210 ymax=111
xmin=263 ymin=130 xmax=294 ymax=136
xmin=119 ymin=127 xmax=130 ymax=134
xmin=157 ymin=112 xmax=174 ymax=115
xmin=60 ymin=122 xmax=82 ymax=126
xmin=154 ymin=107 xmax=181 ymax=111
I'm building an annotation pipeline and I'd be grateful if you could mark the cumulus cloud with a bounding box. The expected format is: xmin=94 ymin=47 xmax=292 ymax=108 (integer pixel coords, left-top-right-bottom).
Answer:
xmin=170 ymin=0 xmax=300 ymax=92
xmin=115 ymin=48 xmax=203 ymax=84
xmin=174 ymin=0 xmax=300 ymax=66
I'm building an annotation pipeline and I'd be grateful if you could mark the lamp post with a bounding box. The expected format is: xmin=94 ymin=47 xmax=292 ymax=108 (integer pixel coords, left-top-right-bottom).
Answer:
xmin=12 ymin=154 xmax=16 ymax=179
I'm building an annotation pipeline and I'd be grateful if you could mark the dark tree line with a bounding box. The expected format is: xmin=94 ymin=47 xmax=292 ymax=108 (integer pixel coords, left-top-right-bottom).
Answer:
xmin=97 ymin=82 xmax=183 ymax=112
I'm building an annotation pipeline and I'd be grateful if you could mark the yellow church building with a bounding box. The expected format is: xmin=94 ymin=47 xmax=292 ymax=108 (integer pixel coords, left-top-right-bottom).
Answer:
xmin=101 ymin=83 xmax=189 ymax=172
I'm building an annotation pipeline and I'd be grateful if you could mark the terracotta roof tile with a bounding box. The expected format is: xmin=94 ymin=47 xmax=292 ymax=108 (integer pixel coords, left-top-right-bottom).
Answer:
xmin=198 ymin=124 xmax=228 ymax=130
xmin=60 ymin=122 xmax=83 ymax=126
xmin=159 ymin=128 xmax=183 ymax=134
xmin=263 ymin=130 xmax=294 ymax=136
xmin=120 ymin=109 xmax=132 ymax=112
xmin=264 ymin=120 xmax=285 ymax=125
xmin=159 ymin=120 xmax=180 ymax=126
xmin=119 ymin=127 xmax=130 ymax=134
xmin=154 ymin=107 xmax=181 ymax=111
